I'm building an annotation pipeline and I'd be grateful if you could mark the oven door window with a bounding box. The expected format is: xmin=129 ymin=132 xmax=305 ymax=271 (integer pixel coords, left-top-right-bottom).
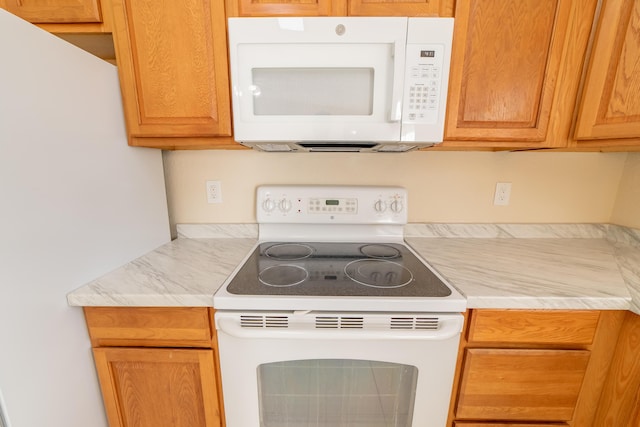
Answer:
xmin=257 ymin=359 xmax=418 ymax=427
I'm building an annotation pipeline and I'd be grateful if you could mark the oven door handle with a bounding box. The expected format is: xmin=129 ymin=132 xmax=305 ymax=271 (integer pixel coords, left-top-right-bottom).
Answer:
xmin=216 ymin=315 xmax=463 ymax=340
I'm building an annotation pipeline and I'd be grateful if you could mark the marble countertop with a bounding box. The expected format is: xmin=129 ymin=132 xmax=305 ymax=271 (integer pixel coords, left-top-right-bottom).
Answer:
xmin=67 ymin=237 xmax=256 ymax=307
xmin=406 ymin=237 xmax=631 ymax=310
xmin=67 ymin=224 xmax=640 ymax=314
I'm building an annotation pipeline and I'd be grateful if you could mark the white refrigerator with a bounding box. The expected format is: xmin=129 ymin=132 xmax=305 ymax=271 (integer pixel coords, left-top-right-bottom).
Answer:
xmin=0 ymin=10 xmax=170 ymax=427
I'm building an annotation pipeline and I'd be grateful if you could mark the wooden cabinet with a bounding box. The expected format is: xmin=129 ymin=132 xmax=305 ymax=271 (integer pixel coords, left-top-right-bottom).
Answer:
xmin=84 ymin=307 xmax=224 ymax=427
xmin=593 ymin=311 xmax=640 ymax=426
xmin=0 ymin=0 xmax=112 ymax=32
xmin=574 ymin=0 xmax=640 ymax=147
xmin=443 ymin=0 xmax=575 ymax=147
xmin=225 ymin=0 xmax=347 ymax=16
xmin=348 ymin=0 xmax=454 ymax=17
xmin=447 ymin=309 xmax=625 ymax=427
xmin=1 ymin=0 xmax=101 ymax=23
xmin=457 ymin=348 xmax=590 ymax=421
xmin=225 ymin=0 xmax=453 ymax=17
xmin=110 ymin=0 xmax=233 ymax=148
xmin=93 ymin=348 xmax=221 ymax=427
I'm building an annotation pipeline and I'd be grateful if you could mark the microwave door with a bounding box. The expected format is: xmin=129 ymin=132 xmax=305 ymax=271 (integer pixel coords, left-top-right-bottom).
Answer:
xmin=231 ymin=42 xmax=406 ymax=142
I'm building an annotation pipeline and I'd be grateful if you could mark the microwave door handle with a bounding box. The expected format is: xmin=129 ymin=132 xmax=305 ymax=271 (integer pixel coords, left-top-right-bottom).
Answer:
xmin=389 ymin=95 xmax=402 ymax=123
xmin=389 ymin=41 xmax=404 ymax=123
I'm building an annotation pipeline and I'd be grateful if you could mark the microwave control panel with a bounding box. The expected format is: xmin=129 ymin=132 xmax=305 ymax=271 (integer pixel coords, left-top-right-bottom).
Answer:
xmin=402 ymin=43 xmax=446 ymax=125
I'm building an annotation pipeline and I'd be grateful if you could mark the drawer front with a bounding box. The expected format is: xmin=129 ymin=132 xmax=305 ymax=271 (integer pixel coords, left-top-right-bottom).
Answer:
xmin=468 ymin=310 xmax=599 ymax=345
xmin=84 ymin=307 xmax=213 ymax=348
xmin=456 ymin=348 xmax=590 ymax=421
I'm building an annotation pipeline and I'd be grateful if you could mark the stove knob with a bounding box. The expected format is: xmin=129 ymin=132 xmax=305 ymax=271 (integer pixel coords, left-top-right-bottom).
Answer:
xmin=262 ymin=198 xmax=276 ymax=213
xmin=390 ymin=199 xmax=404 ymax=213
xmin=279 ymin=198 xmax=292 ymax=212
xmin=374 ymin=199 xmax=387 ymax=212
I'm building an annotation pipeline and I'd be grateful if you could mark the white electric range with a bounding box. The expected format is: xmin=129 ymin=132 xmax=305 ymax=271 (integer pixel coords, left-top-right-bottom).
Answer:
xmin=214 ymin=185 xmax=466 ymax=427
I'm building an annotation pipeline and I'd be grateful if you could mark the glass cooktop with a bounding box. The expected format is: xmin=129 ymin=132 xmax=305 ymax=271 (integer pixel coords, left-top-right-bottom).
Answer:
xmin=226 ymin=242 xmax=452 ymax=298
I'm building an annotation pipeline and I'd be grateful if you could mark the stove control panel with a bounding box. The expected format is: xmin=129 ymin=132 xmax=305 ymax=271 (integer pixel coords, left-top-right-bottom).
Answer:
xmin=257 ymin=185 xmax=407 ymax=224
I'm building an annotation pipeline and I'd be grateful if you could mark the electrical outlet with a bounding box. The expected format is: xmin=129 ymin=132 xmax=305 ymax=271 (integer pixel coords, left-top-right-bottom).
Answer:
xmin=206 ymin=181 xmax=222 ymax=204
xmin=493 ymin=182 xmax=512 ymax=206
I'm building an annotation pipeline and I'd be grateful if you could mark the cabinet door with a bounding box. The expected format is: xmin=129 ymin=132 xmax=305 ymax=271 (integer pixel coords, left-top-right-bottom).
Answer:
xmin=111 ymin=0 xmax=231 ymax=142
xmin=456 ymin=348 xmax=590 ymax=421
xmin=1 ymin=0 xmax=101 ymax=23
xmin=444 ymin=0 xmax=572 ymax=143
xmin=348 ymin=0 xmax=454 ymax=16
xmin=93 ymin=347 xmax=222 ymax=427
xmin=593 ymin=312 xmax=640 ymax=426
xmin=574 ymin=0 xmax=640 ymax=141
xmin=226 ymin=0 xmax=347 ymax=16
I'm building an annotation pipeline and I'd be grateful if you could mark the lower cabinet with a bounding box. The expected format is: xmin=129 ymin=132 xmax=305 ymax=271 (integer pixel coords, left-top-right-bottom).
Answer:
xmin=83 ymin=307 xmax=224 ymax=427
xmin=457 ymin=348 xmax=589 ymax=421
xmin=448 ymin=309 xmax=626 ymax=427
xmin=592 ymin=311 xmax=640 ymax=426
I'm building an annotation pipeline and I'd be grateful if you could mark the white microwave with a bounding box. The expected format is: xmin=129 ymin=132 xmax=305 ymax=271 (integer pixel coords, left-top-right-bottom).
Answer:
xmin=228 ymin=17 xmax=454 ymax=152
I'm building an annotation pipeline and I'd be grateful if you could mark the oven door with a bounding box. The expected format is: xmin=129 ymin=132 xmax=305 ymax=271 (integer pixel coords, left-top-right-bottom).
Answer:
xmin=215 ymin=311 xmax=463 ymax=427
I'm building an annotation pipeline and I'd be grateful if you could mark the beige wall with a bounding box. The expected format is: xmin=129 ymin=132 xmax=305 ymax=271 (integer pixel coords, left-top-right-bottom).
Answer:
xmin=611 ymin=152 xmax=640 ymax=229
xmin=163 ymin=150 xmax=629 ymax=233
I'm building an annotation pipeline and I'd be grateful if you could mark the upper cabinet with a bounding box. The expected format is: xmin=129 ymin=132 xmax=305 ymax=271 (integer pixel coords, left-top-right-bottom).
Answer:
xmin=2 ymin=0 xmax=101 ymax=23
xmin=0 ymin=0 xmax=112 ymax=31
xmin=14 ymin=0 xmax=636 ymax=150
xmin=574 ymin=0 xmax=640 ymax=144
xmin=110 ymin=0 xmax=233 ymax=148
xmin=225 ymin=0 xmax=454 ymax=17
xmin=443 ymin=0 xmax=574 ymax=147
xmin=348 ymin=0 xmax=454 ymax=17
xmin=225 ymin=0 xmax=347 ymax=16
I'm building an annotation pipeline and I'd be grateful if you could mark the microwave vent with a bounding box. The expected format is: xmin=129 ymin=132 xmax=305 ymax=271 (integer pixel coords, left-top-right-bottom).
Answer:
xmin=255 ymin=143 xmax=296 ymax=152
xmin=377 ymin=144 xmax=420 ymax=152
xmin=299 ymin=142 xmax=377 ymax=152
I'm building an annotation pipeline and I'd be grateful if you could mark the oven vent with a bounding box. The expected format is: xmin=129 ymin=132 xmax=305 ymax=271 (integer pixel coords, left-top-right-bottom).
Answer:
xmin=315 ymin=316 xmax=364 ymax=329
xmin=390 ymin=317 xmax=439 ymax=330
xmin=240 ymin=315 xmax=289 ymax=328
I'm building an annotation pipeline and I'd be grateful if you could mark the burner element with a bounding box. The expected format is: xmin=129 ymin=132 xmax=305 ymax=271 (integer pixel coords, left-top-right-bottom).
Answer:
xmin=264 ymin=243 xmax=314 ymax=260
xmin=360 ymin=244 xmax=401 ymax=259
xmin=259 ymin=265 xmax=309 ymax=287
xmin=345 ymin=259 xmax=413 ymax=288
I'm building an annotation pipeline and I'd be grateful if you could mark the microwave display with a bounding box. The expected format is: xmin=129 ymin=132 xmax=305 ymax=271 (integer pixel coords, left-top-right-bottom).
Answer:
xmin=421 ymin=50 xmax=436 ymax=58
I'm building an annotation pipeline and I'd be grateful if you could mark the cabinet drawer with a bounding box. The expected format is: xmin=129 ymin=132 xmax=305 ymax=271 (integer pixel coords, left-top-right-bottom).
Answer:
xmin=456 ymin=348 xmax=590 ymax=421
xmin=84 ymin=307 xmax=213 ymax=348
xmin=468 ymin=310 xmax=599 ymax=345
